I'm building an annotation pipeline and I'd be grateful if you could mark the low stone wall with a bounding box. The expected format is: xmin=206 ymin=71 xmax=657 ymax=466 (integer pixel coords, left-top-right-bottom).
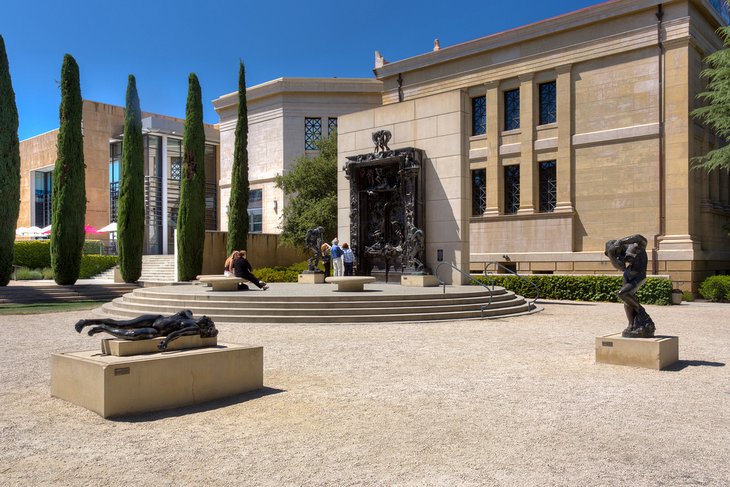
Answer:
xmin=201 ymin=232 xmax=307 ymax=275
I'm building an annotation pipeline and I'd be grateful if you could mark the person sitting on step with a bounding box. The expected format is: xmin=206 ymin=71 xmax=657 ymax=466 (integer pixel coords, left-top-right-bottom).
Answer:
xmin=233 ymin=250 xmax=269 ymax=291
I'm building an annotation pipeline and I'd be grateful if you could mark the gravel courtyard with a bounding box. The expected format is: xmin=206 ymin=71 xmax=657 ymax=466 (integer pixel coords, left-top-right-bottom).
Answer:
xmin=0 ymin=300 xmax=728 ymax=486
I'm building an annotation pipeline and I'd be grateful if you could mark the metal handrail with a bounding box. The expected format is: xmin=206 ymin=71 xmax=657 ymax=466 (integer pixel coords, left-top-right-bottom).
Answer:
xmin=434 ymin=262 xmax=494 ymax=318
xmin=483 ymin=262 xmax=540 ymax=309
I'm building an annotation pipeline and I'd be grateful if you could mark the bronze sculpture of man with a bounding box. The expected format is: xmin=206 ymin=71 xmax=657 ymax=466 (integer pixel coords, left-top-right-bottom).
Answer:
xmin=604 ymin=234 xmax=656 ymax=338
xmin=74 ymin=310 xmax=218 ymax=351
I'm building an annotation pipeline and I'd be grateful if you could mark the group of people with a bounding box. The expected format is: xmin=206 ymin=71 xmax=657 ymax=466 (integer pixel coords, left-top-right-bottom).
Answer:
xmin=223 ymin=250 xmax=269 ymax=291
xmin=320 ymin=238 xmax=355 ymax=277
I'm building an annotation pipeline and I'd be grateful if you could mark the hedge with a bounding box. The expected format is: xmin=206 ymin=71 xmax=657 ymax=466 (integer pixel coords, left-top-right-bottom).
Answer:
xmin=13 ymin=241 xmax=51 ymax=268
xmin=473 ymin=274 xmax=672 ymax=305
xmin=698 ymin=275 xmax=730 ymax=302
xmin=79 ymin=255 xmax=117 ymax=279
xmin=256 ymin=261 xmax=309 ymax=283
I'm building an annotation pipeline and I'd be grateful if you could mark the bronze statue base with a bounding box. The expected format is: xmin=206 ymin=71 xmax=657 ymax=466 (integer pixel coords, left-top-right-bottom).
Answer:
xmin=621 ymin=311 xmax=656 ymax=338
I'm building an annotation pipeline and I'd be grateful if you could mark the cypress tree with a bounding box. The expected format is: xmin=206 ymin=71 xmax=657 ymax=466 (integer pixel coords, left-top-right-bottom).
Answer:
xmin=0 ymin=35 xmax=21 ymax=286
xmin=176 ymin=73 xmax=206 ymax=281
xmin=51 ymin=54 xmax=85 ymax=285
xmin=227 ymin=60 xmax=249 ymax=255
xmin=117 ymin=75 xmax=144 ymax=282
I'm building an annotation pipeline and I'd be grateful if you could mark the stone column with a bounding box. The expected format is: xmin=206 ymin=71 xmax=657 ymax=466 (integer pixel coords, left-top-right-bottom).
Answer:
xmin=484 ymin=80 xmax=500 ymax=216
xmin=555 ymin=64 xmax=574 ymax=212
xmin=517 ymin=73 xmax=535 ymax=214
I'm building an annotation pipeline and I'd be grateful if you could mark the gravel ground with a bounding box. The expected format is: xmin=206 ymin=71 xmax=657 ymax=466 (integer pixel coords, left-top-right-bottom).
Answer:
xmin=0 ymin=301 xmax=728 ymax=486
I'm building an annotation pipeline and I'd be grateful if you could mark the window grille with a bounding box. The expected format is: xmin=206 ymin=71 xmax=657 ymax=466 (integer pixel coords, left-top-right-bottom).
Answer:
xmin=539 ymin=161 xmax=557 ymax=213
xmin=539 ymin=81 xmax=557 ymax=125
xmin=472 ymin=96 xmax=486 ymax=136
xmin=504 ymin=89 xmax=520 ymax=131
xmin=504 ymin=165 xmax=520 ymax=214
xmin=472 ymin=169 xmax=487 ymax=216
xmin=305 ymin=118 xmax=322 ymax=150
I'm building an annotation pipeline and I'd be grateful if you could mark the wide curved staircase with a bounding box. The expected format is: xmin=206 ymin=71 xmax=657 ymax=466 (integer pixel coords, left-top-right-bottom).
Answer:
xmin=101 ymin=283 xmax=537 ymax=323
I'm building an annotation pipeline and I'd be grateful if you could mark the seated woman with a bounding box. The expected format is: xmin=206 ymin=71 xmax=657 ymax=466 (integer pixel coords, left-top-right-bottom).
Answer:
xmin=74 ymin=310 xmax=218 ymax=351
xmin=223 ymin=251 xmax=238 ymax=277
xmin=233 ymin=250 xmax=269 ymax=290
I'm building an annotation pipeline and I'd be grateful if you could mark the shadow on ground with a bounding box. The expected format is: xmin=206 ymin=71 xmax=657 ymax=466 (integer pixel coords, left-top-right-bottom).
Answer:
xmin=111 ymin=387 xmax=286 ymax=423
xmin=664 ymin=360 xmax=726 ymax=372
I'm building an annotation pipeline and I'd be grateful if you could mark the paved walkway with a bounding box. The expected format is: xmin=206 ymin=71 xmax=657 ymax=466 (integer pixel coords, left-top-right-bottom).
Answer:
xmin=0 ymin=301 xmax=728 ymax=485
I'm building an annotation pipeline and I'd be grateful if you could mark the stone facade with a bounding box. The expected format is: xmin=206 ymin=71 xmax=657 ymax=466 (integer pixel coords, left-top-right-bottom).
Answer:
xmin=213 ymin=78 xmax=382 ymax=235
xmin=338 ymin=0 xmax=730 ymax=290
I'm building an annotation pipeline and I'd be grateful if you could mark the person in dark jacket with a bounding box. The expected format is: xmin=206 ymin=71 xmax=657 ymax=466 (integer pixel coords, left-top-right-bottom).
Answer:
xmin=233 ymin=250 xmax=269 ymax=290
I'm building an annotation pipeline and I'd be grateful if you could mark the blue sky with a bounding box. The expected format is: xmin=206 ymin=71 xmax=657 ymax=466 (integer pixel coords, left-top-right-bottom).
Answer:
xmin=2 ymin=0 xmax=603 ymax=140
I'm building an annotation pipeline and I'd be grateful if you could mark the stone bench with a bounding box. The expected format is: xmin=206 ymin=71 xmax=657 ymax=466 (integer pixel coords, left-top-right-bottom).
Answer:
xmin=324 ymin=276 xmax=376 ymax=292
xmin=196 ymin=275 xmax=248 ymax=291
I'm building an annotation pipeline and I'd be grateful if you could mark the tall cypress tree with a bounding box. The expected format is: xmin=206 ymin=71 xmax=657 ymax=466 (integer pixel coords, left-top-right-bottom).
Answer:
xmin=227 ymin=60 xmax=249 ymax=255
xmin=118 ymin=75 xmax=144 ymax=282
xmin=0 ymin=35 xmax=20 ymax=286
xmin=51 ymin=54 xmax=85 ymax=285
xmin=176 ymin=73 xmax=206 ymax=281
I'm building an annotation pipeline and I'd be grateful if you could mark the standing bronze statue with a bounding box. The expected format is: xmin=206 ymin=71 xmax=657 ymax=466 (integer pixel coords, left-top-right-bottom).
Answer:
xmin=604 ymin=234 xmax=656 ymax=338
xmin=74 ymin=310 xmax=218 ymax=351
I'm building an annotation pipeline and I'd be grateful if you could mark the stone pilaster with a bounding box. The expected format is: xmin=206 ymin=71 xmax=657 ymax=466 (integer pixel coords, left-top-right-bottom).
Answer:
xmin=484 ymin=80 xmax=501 ymax=216
xmin=517 ymin=73 xmax=535 ymax=214
xmin=555 ymin=64 xmax=574 ymax=212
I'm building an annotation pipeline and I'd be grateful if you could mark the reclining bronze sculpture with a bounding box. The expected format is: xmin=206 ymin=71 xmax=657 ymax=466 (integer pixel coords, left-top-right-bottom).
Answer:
xmin=74 ymin=310 xmax=218 ymax=351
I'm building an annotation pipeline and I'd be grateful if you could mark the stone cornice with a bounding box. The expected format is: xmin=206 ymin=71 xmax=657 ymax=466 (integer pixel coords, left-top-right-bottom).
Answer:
xmin=212 ymin=78 xmax=382 ymax=113
xmin=375 ymin=0 xmax=667 ymax=79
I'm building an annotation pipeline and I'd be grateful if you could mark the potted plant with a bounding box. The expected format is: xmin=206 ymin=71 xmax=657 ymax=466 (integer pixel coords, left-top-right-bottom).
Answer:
xmin=671 ymin=288 xmax=683 ymax=305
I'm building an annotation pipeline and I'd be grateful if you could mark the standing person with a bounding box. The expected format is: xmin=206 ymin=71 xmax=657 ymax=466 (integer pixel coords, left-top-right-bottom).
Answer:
xmin=331 ymin=238 xmax=344 ymax=276
xmin=342 ymin=242 xmax=355 ymax=276
xmin=233 ymin=250 xmax=269 ymax=290
xmin=320 ymin=242 xmax=331 ymax=277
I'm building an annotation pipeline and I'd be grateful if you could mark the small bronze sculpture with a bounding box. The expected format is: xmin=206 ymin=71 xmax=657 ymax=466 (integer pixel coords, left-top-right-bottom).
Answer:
xmin=305 ymin=226 xmax=325 ymax=272
xmin=372 ymin=130 xmax=391 ymax=153
xmin=74 ymin=310 xmax=218 ymax=351
xmin=605 ymin=234 xmax=656 ymax=338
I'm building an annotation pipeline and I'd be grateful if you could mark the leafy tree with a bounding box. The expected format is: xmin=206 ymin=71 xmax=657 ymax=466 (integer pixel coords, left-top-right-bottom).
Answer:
xmin=117 ymin=75 xmax=144 ymax=282
xmin=275 ymin=132 xmax=337 ymax=248
xmin=693 ymin=23 xmax=730 ymax=171
xmin=227 ymin=61 xmax=249 ymax=255
xmin=0 ymin=35 xmax=20 ymax=286
xmin=176 ymin=73 xmax=206 ymax=281
xmin=51 ymin=54 xmax=85 ymax=285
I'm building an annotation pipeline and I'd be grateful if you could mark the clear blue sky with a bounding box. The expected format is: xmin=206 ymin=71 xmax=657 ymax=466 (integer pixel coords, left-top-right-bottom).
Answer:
xmin=2 ymin=0 xmax=603 ymax=140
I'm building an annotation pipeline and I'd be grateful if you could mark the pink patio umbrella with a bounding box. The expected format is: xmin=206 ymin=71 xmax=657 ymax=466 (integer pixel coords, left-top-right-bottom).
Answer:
xmin=84 ymin=225 xmax=100 ymax=234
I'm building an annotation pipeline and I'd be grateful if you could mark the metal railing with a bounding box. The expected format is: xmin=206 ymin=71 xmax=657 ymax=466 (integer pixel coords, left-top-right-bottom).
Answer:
xmin=483 ymin=262 xmax=540 ymax=309
xmin=435 ymin=262 xmax=495 ymax=319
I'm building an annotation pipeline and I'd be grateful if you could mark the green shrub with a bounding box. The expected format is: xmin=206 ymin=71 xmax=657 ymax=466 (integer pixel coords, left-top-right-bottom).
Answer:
xmin=13 ymin=241 xmax=51 ymax=268
xmin=682 ymin=291 xmax=695 ymax=302
xmin=256 ymin=261 xmax=308 ymax=283
xmin=473 ymin=274 xmax=672 ymax=305
xmin=41 ymin=267 xmax=54 ymax=279
xmin=15 ymin=267 xmax=43 ymax=280
xmin=82 ymin=240 xmax=103 ymax=255
xmin=79 ymin=255 xmax=117 ymax=279
xmin=698 ymin=275 xmax=730 ymax=302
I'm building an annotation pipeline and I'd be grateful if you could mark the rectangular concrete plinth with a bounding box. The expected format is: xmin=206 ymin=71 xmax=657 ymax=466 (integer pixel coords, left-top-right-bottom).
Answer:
xmin=298 ymin=272 xmax=325 ymax=284
xmin=595 ymin=333 xmax=678 ymax=370
xmin=101 ymin=335 xmax=218 ymax=356
xmin=401 ymin=274 xmax=438 ymax=287
xmin=51 ymin=343 xmax=263 ymax=418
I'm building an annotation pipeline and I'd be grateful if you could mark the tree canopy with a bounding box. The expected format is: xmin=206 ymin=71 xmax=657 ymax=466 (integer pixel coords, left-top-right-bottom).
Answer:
xmin=692 ymin=24 xmax=730 ymax=171
xmin=0 ymin=35 xmax=20 ymax=286
xmin=227 ymin=60 xmax=249 ymax=255
xmin=275 ymin=132 xmax=338 ymax=248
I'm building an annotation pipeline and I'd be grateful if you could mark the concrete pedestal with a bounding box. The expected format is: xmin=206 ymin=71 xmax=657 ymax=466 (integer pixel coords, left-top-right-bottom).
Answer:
xmin=101 ymin=335 xmax=217 ymax=356
xmin=401 ymin=274 xmax=438 ymax=287
xmin=298 ymin=272 xmax=325 ymax=284
xmin=595 ymin=333 xmax=679 ymax=370
xmin=51 ymin=343 xmax=263 ymax=418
